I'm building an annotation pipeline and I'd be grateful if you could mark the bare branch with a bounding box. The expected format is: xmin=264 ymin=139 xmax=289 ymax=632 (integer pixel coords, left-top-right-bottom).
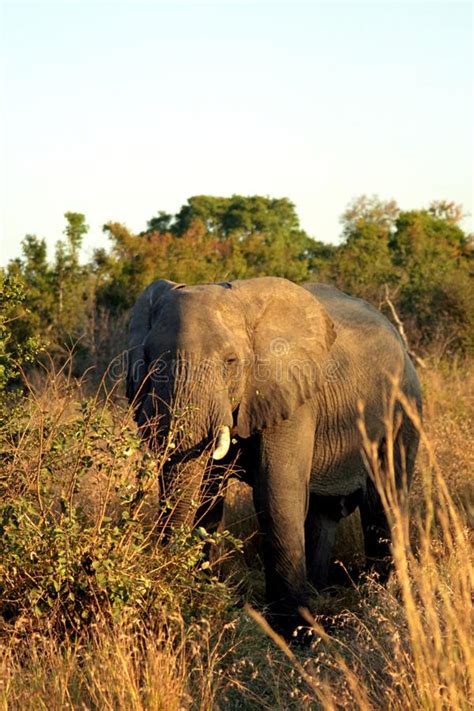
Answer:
xmin=381 ymin=284 xmax=427 ymax=369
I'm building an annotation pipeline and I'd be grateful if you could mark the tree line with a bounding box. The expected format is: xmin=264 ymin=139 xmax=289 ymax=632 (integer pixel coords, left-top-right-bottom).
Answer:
xmin=1 ymin=194 xmax=473 ymax=393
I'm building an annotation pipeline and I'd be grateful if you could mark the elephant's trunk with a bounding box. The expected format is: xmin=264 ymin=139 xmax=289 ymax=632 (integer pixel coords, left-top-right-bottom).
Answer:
xmin=161 ymin=457 xmax=206 ymax=531
xmin=141 ymin=356 xmax=233 ymax=533
xmin=160 ymin=423 xmax=232 ymax=535
xmin=146 ymin=355 xmax=232 ymax=449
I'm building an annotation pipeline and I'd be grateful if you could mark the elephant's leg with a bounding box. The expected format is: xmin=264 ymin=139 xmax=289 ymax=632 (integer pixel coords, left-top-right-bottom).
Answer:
xmin=253 ymin=406 xmax=315 ymax=637
xmin=360 ymin=419 xmax=419 ymax=580
xmin=360 ymin=475 xmax=391 ymax=579
xmin=393 ymin=414 xmax=420 ymax=492
xmin=306 ymin=490 xmax=363 ymax=589
xmin=305 ymin=499 xmax=339 ymax=590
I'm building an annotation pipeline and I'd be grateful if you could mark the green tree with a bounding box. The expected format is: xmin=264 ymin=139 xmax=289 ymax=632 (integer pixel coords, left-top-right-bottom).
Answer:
xmin=389 ymin=207 xmax=474 ymax=352
xmin=52 ymin=212 xmax=93 ymax=342
xmin=166 ymin=195 xmax=302 ymax=238
xmin=64 ymin=211 xmax=88 ymax=266
xmin=98 ymin=195 xmax=320 ymax=313
xmin=333 ymin=195 xmax=400 ymax=298
xmin=0 ymin=271 xmax=40 ymax=397
xmin=145 ymin=195 xmax=316 ymax=281
xmin=97 ymin=222 xmax=168 ymax=310
xmin=8 ymin=214 xmax=95 ymax=355
xmin=7 ymin=235 xmax=55 ymax=339
xmin=332 ymin=195 xmax=473 ymax=353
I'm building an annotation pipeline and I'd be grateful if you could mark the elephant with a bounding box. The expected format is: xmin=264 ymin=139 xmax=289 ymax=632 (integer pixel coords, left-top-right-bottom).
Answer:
xmin=126 ymin=276 xmax=421 ymax=636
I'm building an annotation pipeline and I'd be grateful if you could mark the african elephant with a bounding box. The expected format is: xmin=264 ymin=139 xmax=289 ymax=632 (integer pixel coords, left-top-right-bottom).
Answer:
xmin=126 ymin=277 xmax=421 ymax=636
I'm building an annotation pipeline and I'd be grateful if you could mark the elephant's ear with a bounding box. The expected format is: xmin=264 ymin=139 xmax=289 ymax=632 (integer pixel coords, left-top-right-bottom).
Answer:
xmin=126 ymin=279 xmax=180 ymax=411
xmin=233 ymin=278 xmax=336 ymax=438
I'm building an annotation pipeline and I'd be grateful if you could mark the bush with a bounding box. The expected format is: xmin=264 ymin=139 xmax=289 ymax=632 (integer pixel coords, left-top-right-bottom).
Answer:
xmin=0 ymin=365 xmax=239 ymax=637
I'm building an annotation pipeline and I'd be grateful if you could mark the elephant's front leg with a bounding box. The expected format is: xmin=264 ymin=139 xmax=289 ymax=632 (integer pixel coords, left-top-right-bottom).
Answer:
xmin=253 ymin=405 xmax=315 ymax=637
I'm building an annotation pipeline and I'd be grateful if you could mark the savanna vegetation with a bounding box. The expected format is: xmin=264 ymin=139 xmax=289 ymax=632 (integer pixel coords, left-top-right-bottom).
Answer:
xmin=1 ymin=195 xmax=473 ymax=709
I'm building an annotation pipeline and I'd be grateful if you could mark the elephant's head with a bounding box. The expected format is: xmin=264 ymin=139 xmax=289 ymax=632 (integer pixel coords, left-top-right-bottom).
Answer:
xmin=126 ymin=277 xmax=336 ymax=524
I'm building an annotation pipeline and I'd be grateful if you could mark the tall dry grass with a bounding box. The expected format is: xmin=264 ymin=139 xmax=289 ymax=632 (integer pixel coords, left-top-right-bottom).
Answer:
xmin=241 ymin=374 xmax=473 ymax=710
xmin=0 ymin=361 xmax=472 ymax=709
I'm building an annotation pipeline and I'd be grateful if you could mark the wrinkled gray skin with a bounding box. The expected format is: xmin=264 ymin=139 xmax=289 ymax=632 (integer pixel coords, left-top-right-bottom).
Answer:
xmin=127 ymin=277 xmax=421 ymax=636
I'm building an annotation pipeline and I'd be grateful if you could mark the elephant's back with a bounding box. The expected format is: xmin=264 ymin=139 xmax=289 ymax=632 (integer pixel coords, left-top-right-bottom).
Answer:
xmin=303 ymin=281 xmax=421 ymax=405
xmin=303 ymin=282 xmax=421 ymax=496
xmin=303 ymin=282 xmax=409 ymax=370
xmin=303 ymin=282 xmax=400 ymax=340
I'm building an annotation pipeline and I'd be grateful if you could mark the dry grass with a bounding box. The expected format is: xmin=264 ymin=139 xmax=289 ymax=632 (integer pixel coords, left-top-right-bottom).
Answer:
xmin=0 ymin=360 xmax=473 ymax=709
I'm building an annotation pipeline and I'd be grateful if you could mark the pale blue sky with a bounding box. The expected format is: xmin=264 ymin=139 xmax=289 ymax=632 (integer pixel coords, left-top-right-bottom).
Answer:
xmin=1 ymin=1 xmax=472 ymax=264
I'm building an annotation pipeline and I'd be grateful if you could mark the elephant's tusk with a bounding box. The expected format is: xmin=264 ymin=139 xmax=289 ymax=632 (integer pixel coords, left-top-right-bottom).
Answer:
xmin=212 ymin=425 xmax=231 ymax=460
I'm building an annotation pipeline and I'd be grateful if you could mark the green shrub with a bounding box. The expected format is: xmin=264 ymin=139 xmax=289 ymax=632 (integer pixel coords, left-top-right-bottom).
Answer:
xmin=0 ymin=372 xmax=240 ymax=636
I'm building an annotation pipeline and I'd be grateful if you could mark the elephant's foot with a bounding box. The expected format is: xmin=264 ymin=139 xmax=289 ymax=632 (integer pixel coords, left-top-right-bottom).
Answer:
xmin=363 ymin=551 xmax=392 ymax=584
xmin=263 ymin=594 xmax=318 ymax=644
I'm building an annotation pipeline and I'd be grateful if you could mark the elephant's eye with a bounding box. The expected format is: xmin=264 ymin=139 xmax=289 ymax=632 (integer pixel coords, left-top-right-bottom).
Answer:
xmin=225 ymin=354 xmax=238 ymax=366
